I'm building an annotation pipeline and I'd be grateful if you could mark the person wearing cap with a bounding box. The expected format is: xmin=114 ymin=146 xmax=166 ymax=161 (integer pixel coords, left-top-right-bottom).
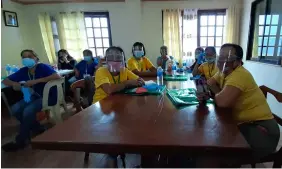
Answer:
xmin=205 ymin=43 xmax=280 ymax=164
xmin=156 ymin=45 xmax=174 ymax=71
xmin=127 ymin=42 xmax=157 ymax=77
xmin=93 ymin=46 xmax=145 ymax=103
xmin=192 ymin=46 xmax=219 ymax=80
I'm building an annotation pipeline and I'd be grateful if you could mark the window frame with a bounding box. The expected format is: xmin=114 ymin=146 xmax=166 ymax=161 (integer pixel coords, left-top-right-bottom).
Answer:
xmin=84 ymin=12 xmax=113 ymax=57
xmin=246 ymin=0 xmax=282 ymax=65
xmin=197 ymin=9 xmax=226 ymax=52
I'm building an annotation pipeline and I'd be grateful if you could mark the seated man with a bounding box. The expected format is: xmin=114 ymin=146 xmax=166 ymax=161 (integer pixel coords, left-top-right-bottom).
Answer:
xmin=2 ymin=49 xmax=60 ymax=152
xmin=93 ymin=46 xmax=145 ymax=103
xmin=127 ymin=42 xmax=157 ymax=77
xmin=204 ymin=43 xmax=280 ymax=165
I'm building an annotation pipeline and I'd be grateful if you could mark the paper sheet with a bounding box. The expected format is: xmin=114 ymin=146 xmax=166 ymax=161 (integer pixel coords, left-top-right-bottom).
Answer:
xmin=145 ymin=80 xmax=156 ymax=85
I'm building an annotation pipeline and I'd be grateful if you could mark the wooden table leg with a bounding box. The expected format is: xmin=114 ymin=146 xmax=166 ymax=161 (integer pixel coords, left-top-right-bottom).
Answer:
xmin=84 ymin=152 xmax=90 ymax=162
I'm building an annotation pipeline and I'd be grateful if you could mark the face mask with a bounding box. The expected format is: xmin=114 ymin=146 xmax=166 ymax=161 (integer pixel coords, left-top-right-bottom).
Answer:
xmin=205 ymin=58 xmax=216 ymax=63
xmin=84 ymin=56 xmax=92 ymax=62
xmin=22 ymin=58 xmax=36 ymax=68
xmin=107 ymin=61 xmax=123 ymax=72
xmin=134 ymin=51 xmax=144 ymax=58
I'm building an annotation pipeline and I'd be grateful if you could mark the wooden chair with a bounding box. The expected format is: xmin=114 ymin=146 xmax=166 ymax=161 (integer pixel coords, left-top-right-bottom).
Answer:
xmin=70 ymin=76 xmax=126 ymax=168
xmin=247 ymin=86 xmax=282 ymax=168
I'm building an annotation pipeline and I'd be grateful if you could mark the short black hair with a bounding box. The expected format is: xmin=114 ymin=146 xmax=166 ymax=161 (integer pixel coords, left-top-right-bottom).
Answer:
xmin=83 ymin=49 xmax=93 ymax=56
xmin=221 ymin=43 xmax=243 ymax=60
xmin=205 ymin=46 xmax=216 ymax=54
xmin=132 ymin=42 xmax=146 ymax=57
xmin=195 ymin=47 xmax=204 ymax=53
xmin=20 ymin=49 xmax=39 ymax=61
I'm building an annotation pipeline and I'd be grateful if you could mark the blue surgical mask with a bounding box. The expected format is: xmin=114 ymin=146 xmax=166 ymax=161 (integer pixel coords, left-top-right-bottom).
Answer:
xmin=134 ymin=51 xmax=144 ymax=58
xmin=22 ymin=58 xmax=36 ymax=68
xmin=84 ymin=56 xmax=92 ymax=62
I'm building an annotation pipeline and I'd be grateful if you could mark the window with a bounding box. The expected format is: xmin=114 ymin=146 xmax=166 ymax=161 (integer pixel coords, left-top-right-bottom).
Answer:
xmin=247 ymin=0 xmax=282 ymax=65
xmin=197 ymin=10 xmax=226 ymax=54
xmin=84 ymin=12 xmax=112 ymax=57
xmin=50 ymin=16 xmax=61 ymax=53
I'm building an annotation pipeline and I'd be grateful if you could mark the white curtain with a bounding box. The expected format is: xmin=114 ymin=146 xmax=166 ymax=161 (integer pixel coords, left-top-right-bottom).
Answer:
xmin=38 ymin=13 xmax=56 ymax=64
xmin=56 ymin=12 xmax=87 ymax=60
xmin=183 ymin=9 xmax=198 ymax=59
xmin=224 ymin=5 xmax=240 ymax=44
xmin=163 ymin=9 xmax=182 ymax=60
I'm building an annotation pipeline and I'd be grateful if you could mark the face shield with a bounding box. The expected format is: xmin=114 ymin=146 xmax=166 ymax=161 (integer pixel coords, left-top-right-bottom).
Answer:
xmin=106 ymin=49 xmax=125 ymax=73
xmin=216 ymin=50 xmax=238 ymax=74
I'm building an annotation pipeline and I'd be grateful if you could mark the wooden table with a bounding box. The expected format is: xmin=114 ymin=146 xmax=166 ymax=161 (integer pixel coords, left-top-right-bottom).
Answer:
xmin=32 ymin=76 xmax=251 ymax=160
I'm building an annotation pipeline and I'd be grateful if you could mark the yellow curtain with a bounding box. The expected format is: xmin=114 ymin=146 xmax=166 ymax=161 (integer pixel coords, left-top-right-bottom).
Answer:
xmin=224 ymin=5 xmax=240 ymax=44
xmin=163 ymin=9 xmax=182 ymax=60
xmin=38 ymin=13 xmax=56 ymax=64
xmin=56 ymin=12 xmax=87 ymax=60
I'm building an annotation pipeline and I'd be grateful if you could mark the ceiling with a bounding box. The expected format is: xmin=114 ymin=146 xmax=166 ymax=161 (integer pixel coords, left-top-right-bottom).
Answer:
xmin=11 ymin=0 xmax=126 ymax=5
xmin=11 ymin=0 xmax=179 ymax=5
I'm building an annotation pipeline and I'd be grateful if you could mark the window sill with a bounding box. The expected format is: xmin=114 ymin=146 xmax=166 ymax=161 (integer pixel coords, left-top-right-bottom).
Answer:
xmin=246 ymin=59 xmax=282 ymax=67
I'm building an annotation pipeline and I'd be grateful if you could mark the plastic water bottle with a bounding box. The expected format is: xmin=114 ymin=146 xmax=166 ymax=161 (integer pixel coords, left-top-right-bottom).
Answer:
xmin=11 ymin=65 xmax=19 ymax=74
xmin=157 ymin=66 xmax=163 ymax=85
xmin=172 ymin=62 xmax=177 ymax=77
xmin=183 ymin=60 xmax=187 ymax=71
xmin=5 ymin=64 xmax=11 ymax=76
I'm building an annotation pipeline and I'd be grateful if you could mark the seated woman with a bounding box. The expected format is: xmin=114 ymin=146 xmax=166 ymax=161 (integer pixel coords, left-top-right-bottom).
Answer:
xmin=93 ymin=46 xmax=145 ymax=103
xmin=205 ymin=43 xmax=280 ymax=165
xmin=192 ymin=46 xmax=219 ymax=80
xmin=157 ymin=45 xmax=174 ymax=71
xmin=2 ymin=49 xmax=60 ymax=152
xmin=189 ymin=47 xmax=204 ymax=71
xmin=57 ymin=49 xmax=76 ymax=70
xmin=71 ymin=49 xmax=99 ymax=83
xmin=127 ymin=42 xmax=157 ymax=77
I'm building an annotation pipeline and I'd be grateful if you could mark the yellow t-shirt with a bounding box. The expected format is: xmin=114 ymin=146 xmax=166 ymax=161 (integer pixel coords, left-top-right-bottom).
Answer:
xmin=213 ymin=66 xmax=273 ymax=124
xmin=198 ymin=62 xmax=219 ymax=80
xmin=127 ymin=56 xmax=154 ymax=72
xmin=93 ymin=67 xmax=139 ymax=103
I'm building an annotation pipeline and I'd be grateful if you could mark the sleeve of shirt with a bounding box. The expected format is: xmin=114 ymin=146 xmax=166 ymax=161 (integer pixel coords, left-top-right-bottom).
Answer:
xmin=126 ymin=69 xmax=139 ymax=80
xmin=127 ymin=58 xmax=138 ymax=71
xmin=145 ymin=57 xmax=154 ymax=69
xmin=156 ymin=56 xmax=161 ymax=66
xmin=225 ymin=72 xmax=246 ymax=91
xmin=212 ymin=72 xmax=221 ymax=84
xmin=39 ymin=64 xmax=56 ymax=77
xmin=95 ymin=68 xmax=110 ymax=89
xmin=198 ymin=64 xmax=204 ymax=74
xmin=7 ymin=68 xmax=25 ymax=82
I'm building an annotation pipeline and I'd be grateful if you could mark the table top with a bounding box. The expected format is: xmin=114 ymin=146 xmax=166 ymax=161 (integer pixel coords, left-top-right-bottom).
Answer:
xmin=32 ymin=75 xmax=251 ymax=156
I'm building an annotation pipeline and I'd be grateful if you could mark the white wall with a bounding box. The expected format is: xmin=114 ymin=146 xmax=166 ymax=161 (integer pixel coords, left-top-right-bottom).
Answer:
xmin=240 ymin=0 xmax=282 ymax=117
xmin=1 ymin=0 xmax=26 ymax=76
xmin=16 ymin=0 xmax=240 ymax=65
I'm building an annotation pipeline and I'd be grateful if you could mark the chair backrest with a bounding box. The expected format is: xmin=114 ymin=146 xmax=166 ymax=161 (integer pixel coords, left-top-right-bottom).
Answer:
xmin=259 ymin=86 xmax=282 ymax=126
xmin=71 ymin=76 xmax=95 ymax=106
xmin=42 ymin=77 xmax=65 ymax=110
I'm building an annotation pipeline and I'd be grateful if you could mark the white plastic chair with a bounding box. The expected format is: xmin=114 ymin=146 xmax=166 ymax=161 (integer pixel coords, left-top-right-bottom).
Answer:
xmin=42 ymin=77 xmax=68 ymax=123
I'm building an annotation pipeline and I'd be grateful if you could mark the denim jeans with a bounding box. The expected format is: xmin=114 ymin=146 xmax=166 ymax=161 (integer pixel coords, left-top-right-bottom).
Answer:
xmin=11 ymin=95 xmax=43 ymax=144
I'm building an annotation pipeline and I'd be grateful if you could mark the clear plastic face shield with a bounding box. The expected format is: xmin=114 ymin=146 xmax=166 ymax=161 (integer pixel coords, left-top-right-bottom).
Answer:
xmin=216 ymin=50 xmax=238 ymax=75
xmin=106 ymin=48 xmax=125 ymax=73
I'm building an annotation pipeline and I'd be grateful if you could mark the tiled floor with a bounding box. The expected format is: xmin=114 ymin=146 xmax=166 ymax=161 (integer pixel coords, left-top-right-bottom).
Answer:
xmin=2 ymin=103 xmax=282 ymax=168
